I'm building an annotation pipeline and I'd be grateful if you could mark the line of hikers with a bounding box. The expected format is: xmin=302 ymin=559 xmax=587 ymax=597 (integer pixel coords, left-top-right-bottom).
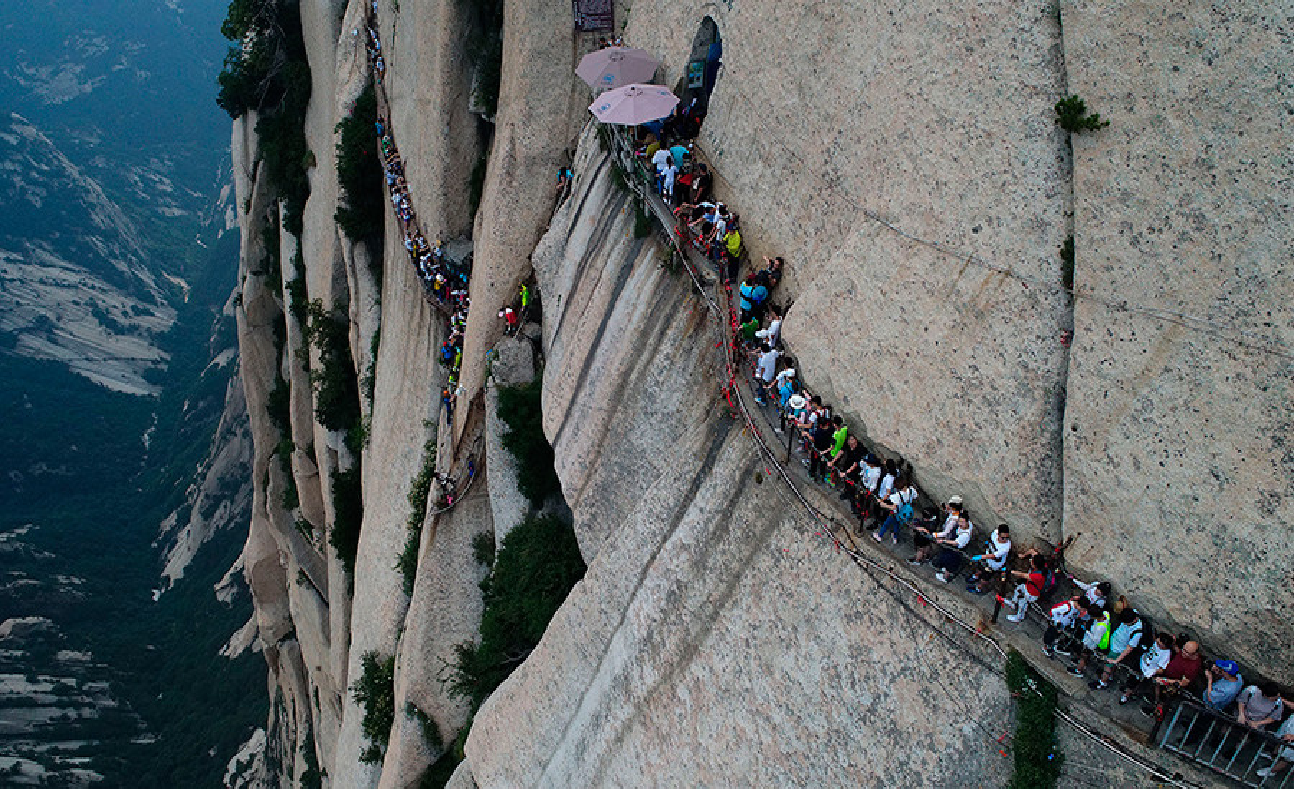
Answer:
xmin=731 ymin=246 xmax=1291 ymax=774
xmin=363 ymin=13 xmax=471 ymax=427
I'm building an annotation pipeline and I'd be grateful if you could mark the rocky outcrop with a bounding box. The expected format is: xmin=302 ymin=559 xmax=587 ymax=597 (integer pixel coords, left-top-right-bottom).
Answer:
xmin=465 ymin=134 xmax=1013 ymax=786
xmin=231 ymin=0 xmax=1292 ymax=785
xmin=158 ymin=360 xmax=253 ymax=591
xmin=454 ymin=0 xmax=577 ymax=436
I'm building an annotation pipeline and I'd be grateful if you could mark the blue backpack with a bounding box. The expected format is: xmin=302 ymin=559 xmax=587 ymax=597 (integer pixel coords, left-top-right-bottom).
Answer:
xmin=895 ymin=489 xmax=916 ymax=525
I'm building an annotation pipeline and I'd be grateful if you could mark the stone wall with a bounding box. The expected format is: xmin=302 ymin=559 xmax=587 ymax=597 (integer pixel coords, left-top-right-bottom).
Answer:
xmin=462 ymin=133 xmax=1014 ymax=787
xmin=1060 ymin=0 xmax=1294 ymax=683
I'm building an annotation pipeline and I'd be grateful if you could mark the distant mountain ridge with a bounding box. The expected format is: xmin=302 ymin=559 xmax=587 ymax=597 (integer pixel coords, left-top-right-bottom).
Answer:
xmin=0 ymin=112 xmax=174 ymax=395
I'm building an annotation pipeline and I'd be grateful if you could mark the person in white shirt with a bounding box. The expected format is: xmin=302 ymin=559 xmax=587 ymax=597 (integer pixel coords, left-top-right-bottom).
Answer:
xmin=1041 ymin=597 xmax=1091 ymax=658
xmin=911 ymin=498 xmax=962 ymax=564
xmin=1117 ymin=634 xmax=1173 ymax=704
xmin=651 ymin=147 xmax=670 ymax=173
xmin=966 ymin=525 xmax=1011 ymax=594
xmin=932 ymin=516 xmax=974 ymax=582
xmin=752 ymin=345 xmax=779 ymax=405
xmin=661 ymin=158 xmax=678 ymax=203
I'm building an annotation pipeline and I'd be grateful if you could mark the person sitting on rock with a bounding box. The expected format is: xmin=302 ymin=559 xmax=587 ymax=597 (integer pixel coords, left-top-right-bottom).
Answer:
xmin=932 ymin=515 xmax=974 ymax=583
xmin=1236 ymin=683 xmax=1284 ymax=730
xmin=1082 ymin=607 xmax=1146 ymax=690
xmin=1131 ymin=639 xmax=1202 ymax=712
xmin=1114 ymin=632 xmax=1173 ymax=704
xmin=1203 ymin=659 xmax=1244 ymax=711
xmin=873 ymin=476 xmax=916 ymax=545
xmin=1041 ymin=596 xmax=1090 ymax=658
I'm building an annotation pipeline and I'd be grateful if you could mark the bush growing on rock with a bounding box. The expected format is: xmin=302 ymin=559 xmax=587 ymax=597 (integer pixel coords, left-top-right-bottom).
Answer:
xmin=1055 ymin=95 xmax=1110 ymax=133
xmin=448 ymin=514 xmax=585 ymax=713
xmin=351 ymin=651 xmax=395 ymax=764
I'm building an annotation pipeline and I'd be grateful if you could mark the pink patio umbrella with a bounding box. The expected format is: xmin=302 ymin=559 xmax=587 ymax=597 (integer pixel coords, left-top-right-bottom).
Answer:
xmin=589 ymin=83 xmax=680 ymax=126
xmin=576 ymin=46 xmax=660 ymax=91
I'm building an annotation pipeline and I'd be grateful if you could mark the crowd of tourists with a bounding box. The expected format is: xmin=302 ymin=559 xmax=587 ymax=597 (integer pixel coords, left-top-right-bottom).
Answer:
xmin=685 ymin=153 xmax=1293 ymax=772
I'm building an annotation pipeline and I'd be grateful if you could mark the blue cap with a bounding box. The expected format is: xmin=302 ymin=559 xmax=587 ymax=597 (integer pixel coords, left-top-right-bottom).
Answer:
xmin=1215 ymin=660 xmax=1239 ymax=675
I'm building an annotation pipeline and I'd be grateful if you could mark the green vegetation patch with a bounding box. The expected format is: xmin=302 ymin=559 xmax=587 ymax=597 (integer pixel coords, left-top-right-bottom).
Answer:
xmin=351 ymin=651 xmax=396 ymax=765
xmin=329 ymin=465 xmax=363 ymax=579
xmin=496 ymin=380 xmax=561 ymax=507
xmin=217 ymin=0 xmax=313 ymax=234
xmin=1059 ymin=234 xmax=1075 ymax=293
xmin=448 ymin=514 xmax=586 ymax=713
xmin=1004 ymin=649 xmax=1064 ymax=788
xmin=1055 ymin=95 xmax=1110 ymax=134
xmin=397 ymin=430 xmax=438 ymax=595
xmin=304 ymin=300 xmax=361 ymax=432
xmin=334 ymin=82 xmax=386 ymax=242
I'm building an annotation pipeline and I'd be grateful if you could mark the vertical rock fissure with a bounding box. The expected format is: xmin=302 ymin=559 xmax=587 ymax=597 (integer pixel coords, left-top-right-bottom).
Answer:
xmin=1054 ymin=0 xmax=1077 ymax=544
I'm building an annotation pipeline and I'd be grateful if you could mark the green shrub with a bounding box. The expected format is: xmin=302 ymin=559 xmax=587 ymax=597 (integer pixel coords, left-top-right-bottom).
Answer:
xmin=1004 ymin=650 xmax=1064 ymax=788
xmin=472 ymin=531 xmax=495 ymax=566
xmin=329 ymin=465 xmax=363 ymax=578
xmin=298 ymin=729 xmax=323 ymax=788
xmin=351 ymin=651 xmax=395 ymax=765
xmin=362 ymin=328 xmax=380 ymax=405
xmin=633 ymin=203 xmax=653 ymax=238
xmin=304 ymin=300 xmax=361 ymax=432
xmin=285 ymin=255 xmax=308 ymax=329
xmin=468 ymin=152 xmax=489 ymax=221
xmin=397 ymin=432 xmax=438 ymax=594
xmin=448 ymin=514 xmax=585 ymax=713
xmin=217 ymin=1 xmax=313 ymax=232
xmin=404 ymin=702 xmax=443 ymax=752
xmin=1055 ymin=95 xmax=1109 ymax=133
xmin=1059 ymin=235 xmax=1075 ymax=292
xmin=334 ymin=82 xmax=385 ymax=241
xmin=496 ymin=380 xmax=561 ymax=507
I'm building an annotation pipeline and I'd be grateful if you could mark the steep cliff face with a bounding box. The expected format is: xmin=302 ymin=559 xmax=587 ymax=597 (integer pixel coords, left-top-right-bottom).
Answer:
xmin=464 ymin=133 xmax=1015 ymax=786
xmin=229 ymin=0 xmax=1291 ymax=786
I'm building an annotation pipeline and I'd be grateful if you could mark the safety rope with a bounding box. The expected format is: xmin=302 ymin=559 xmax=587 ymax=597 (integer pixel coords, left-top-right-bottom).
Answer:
xmin=608 ymin=125 xmax=1188 ymax=787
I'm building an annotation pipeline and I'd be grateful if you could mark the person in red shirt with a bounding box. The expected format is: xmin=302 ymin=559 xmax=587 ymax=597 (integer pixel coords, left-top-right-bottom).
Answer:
xmin=499 ymin=306 xmax=518 ymax=335
xmin=1003 ymin=555 xmax=1047 ymax=622
xmin=1131 ymin=639 xmax=1203 ymax=713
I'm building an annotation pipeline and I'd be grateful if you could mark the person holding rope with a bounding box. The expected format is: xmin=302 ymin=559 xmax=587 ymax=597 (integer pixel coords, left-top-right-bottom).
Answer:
xmin=873 ymin=476 xmax=917 ymax=544
xmin=910 ymin=495 xmax=963 ymax=565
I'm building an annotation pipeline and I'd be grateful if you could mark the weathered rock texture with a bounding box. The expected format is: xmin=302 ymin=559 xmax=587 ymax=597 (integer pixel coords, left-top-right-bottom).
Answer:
xmin=230 ymin=0 xmax=1292 ymax=785
xmin=464 ymin=141 xmax=1014 ymax=786
xmin=1060 ymin=0 xmax=1294 ymax=683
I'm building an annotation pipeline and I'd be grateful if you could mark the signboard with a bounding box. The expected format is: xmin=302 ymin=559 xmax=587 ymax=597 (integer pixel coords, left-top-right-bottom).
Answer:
xmin=573 ymin=0 xmax=614 ymax=32
xmin=686 ymin=60 xmax=705 ymax=89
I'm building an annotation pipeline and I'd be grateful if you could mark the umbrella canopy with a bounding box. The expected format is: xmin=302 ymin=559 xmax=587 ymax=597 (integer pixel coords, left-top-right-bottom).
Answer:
xmin=589 ymin=84 xmax=680 ymax=126
xmin=576 ymin=46 xmax=660 ymax=91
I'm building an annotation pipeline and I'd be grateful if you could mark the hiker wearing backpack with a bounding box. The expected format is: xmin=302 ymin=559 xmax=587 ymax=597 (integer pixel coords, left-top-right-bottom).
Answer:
xmin=873 ymin=477 xmax=917 ymax=544
xmin=1071 ymin=608 xmax=1145 ymax=689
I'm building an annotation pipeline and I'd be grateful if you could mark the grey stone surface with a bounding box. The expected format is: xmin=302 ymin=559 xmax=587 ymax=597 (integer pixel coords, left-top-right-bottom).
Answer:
xmin=1061 ymin=0 xmax=1294 ymax=684
xmin=465 ymin=146 xmax=1014 ymax=787
xmin=454 ymin=0 xmax=576 ymax=438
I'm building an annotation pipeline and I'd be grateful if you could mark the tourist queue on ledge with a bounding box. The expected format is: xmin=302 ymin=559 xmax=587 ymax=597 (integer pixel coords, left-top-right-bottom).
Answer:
xmin=627 ymin=108 xmax=1292 ymax=774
